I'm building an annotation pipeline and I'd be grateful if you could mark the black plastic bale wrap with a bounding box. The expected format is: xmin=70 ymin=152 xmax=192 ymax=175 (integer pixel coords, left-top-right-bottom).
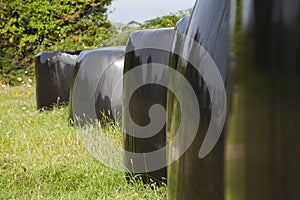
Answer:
xmin=224 ymin=1 xmax=300 ymax=200
xmin=167 ymin=16 xmax=189 ymax=131
xmin=167 ymin=0 xmax=231 ymax=199
xmin=168 ymin=16 xmax=190 ymax=68
xmin=69 ymin=46 xmax=125 ymax=126
xmin=35 ymin=50 xmax=81 ymax=109
xmin=123 ymin=28 xmax=174 ymax=184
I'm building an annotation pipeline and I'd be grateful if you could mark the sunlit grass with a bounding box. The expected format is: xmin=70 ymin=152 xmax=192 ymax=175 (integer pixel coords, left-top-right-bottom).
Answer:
xmin=0 ymin=85 xmax=166 ymax=199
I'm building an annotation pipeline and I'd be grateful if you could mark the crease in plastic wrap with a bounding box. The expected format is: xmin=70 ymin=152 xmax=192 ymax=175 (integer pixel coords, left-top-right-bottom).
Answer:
xmin=35 ymin=50 xmax=81 ymax=109
xmin=69 ymin=46 xmax=125 ymax=126
xmin=123 ymin=28 xmax=174 ymax=184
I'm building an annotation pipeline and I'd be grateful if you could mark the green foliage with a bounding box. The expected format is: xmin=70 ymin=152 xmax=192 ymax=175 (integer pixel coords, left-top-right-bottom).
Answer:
xmin=0 ymin=0 xmax=113 ymax=85
xmin=102 ymin=32 xmax=131 ymax=47
xmin=104 ymin=9 xmax=192 ymax=47
xmin=0 ymin=4 xmax=191 ymax=85
xmin=141 ymin=9 xmax=192 ymax=29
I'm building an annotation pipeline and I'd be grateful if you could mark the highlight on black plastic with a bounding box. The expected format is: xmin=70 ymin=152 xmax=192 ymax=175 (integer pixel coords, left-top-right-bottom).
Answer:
xmin=69 ymin=46 xmax=125 ymax=126
xmin=167 ymin=1 xmax=230 ymax=199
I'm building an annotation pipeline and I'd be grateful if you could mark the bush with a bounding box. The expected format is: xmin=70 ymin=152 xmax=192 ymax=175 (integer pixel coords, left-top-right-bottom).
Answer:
xmin=141 ymin=9 xmax=192 ymax=29
xmin=0 ymin=0 xmax=113 ymax=85
xmin=103 ymin=9 xmax=193 ymax=48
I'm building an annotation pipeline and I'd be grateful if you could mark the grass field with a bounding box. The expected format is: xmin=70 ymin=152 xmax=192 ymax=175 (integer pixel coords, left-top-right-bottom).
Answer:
xmin=0 ymin=85 xmax=166 ymax=199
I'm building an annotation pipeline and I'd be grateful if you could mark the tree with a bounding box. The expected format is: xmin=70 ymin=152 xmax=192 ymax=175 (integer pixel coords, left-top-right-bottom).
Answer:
xmin=141 ymin=9 xmax=192 ymax=29
xmin=104 ymin=9 xmax=193 ymax=47
xmin=0 ymin=0 xmax=113 ymax=85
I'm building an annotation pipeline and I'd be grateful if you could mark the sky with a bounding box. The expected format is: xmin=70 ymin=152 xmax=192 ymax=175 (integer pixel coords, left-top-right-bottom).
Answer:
xmin=107 ymin=0 xmax=196 ymax=24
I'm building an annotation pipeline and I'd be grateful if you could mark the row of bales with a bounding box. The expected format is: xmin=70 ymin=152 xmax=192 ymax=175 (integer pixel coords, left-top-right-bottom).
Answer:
xmin=35 ymin=0 xmax=300 ymax=199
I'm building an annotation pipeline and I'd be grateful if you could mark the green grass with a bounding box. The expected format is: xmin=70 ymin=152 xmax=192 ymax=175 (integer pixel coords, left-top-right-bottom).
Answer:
xmin=0 ymin=85 xmax=166 ymax=199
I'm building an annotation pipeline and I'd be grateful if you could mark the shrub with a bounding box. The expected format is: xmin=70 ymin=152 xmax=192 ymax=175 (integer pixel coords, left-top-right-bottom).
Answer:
xmin=0 ymin=0 xmax=113 ymax=85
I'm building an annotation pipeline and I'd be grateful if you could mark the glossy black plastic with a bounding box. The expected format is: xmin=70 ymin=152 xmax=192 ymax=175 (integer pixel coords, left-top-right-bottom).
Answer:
xmin=69 ymin=46 xmax=125 ymax=126
xmin=225 ymin=0 xmax=300 ymax=200
xmin=174 ymin=16 xmax=189 ymax=33
xmin=168 ymin=15 xmax=190 ymax=75
xmin=123 ymin=28 xmax=174 ymax=184
xmin=35 ymin=50 xmax=81 ymax=109
xmin=167 ymin=0 xmax=231 ymax=199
